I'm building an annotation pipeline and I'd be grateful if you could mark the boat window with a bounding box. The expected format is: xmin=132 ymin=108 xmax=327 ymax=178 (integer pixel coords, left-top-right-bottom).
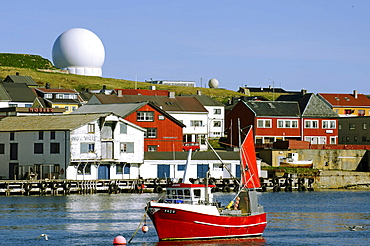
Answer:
xmin=193 ymin=189 xmax=201 ymax=198
xmin=184 ymin=189 xmax=191 ymax=199
xmin=166 ymin=189 xmax=172 ymax=199
xmin=177 ymin=190 xmax=183 ymax=199
xmin=171 ymin=190 xmax=177 ymax=199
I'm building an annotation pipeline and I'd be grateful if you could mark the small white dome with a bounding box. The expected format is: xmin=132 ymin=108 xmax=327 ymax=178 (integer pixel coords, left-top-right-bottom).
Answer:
xmin=52 ymin=28 xmax=105 ymax=76
xmin=208 ymin=78 xmax=219 ymax=88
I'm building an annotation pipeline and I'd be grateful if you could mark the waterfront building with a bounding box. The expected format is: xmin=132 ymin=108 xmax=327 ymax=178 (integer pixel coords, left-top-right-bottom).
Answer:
xmin=338 ymin=117 xmax=370 ymax=144
xmin=0 ymin=113 xmax=145 ymax=180
xmin=0 ymin=82 xmax=36 ymax=108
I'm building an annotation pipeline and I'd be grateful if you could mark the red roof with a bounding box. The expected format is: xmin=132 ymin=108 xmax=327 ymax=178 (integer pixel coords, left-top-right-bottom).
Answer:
xmin=318 ymin=93 xmax=370 ymax=107
xmin=115 ymin=89 xmax=169 ymax=96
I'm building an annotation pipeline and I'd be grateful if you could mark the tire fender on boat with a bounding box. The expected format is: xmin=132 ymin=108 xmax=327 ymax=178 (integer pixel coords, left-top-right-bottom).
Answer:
xmin=24 ymin=183 xmax=32 ymax=192
xmin=154 ymin=186 xmax=163 ymax=193
xmin=222 ymin=185 xmax=231 ymax=193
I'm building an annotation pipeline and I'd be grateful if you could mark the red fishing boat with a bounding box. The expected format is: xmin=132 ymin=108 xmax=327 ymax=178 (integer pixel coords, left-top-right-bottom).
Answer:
xmin=146 ymin=127 xmax=267 ymax=241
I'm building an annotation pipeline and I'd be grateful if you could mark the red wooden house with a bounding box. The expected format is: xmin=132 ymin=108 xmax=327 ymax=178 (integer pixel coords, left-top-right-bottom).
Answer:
xmin=226 ymin=100 xmax=301 ymax=147
xmin=72 ymin=102 xmax=185 ymax=152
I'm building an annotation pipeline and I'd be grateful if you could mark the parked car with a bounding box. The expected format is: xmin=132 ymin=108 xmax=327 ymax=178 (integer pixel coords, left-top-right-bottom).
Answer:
xmin=182 ymin=142 xmax=200 ymax=151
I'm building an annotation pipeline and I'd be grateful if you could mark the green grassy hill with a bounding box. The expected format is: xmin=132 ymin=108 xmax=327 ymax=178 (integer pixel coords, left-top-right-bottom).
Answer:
xmin=0 ymin=53 xmax=282 ymax=103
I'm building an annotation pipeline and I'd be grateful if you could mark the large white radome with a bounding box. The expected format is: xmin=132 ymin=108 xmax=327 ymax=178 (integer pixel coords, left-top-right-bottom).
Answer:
xmin=52 ymin=28 xmax=105 ymax=76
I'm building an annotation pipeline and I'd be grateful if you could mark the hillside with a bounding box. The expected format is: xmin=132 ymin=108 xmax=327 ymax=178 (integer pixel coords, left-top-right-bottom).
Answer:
xmin=0 ymin=53 xmax=280 ymax=103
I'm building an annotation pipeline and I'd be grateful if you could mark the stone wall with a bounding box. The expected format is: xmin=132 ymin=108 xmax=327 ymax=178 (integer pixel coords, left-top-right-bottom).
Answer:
xmin=315 ymin=170 xmax=370 ymax=189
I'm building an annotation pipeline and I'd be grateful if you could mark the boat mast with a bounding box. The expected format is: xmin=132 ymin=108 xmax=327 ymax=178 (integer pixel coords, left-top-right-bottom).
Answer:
xmin=182 ymin=149 xmax=192 ymax=183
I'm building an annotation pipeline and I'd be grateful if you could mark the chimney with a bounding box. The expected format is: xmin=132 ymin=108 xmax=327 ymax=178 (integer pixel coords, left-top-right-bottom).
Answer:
xmin=168 ymin=91 xmax=175 ymax=98
xmin=353 ymin=90 xmax=358 ymax=99
xmin=16 ymin=72 xmax=19 ymax=76
xmin=100 ymin=85 xmax=106 ymax=94
xmin=301 ymin=89 xmax=307 ymax=95
xmin=197 ymin=90 xmax=202 ymax=95
xmin=117 ymin=90 xmax=123 ymax=97
xmin=46 ymin=83 xmax=50 ymax=89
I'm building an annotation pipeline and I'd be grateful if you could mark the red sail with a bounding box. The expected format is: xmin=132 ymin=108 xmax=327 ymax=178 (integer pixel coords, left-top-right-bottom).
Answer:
xmin=240 ymin=127 xmax=261 ymax=188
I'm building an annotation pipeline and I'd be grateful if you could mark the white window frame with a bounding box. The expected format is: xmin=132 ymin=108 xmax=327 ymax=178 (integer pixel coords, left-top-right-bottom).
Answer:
xmin=190 ymin=120 xmax=203 ymax=127
xmin=137 ymin=111 xmax=154 ymax=121
xmin=214 ymin=108 xmax=221 ymax=115
xmin=304 ymin=120 xmax=318 ymax=129
xmin=277 ymin=120 xmax=298 ymax=128
xmin=322 ymin=120 xmax=336 ymax=129
xmin=257 ymin=119 xmax=271 ymax=128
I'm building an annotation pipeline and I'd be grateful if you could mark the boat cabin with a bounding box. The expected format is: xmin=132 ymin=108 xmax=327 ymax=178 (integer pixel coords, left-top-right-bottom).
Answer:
xmin=165 ymin=183 xmax=216 ymax=205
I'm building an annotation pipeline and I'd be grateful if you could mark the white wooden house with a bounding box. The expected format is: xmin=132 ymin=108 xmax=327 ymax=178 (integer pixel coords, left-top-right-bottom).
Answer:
xmin=0 ymin=113 xmax=145 ymax=180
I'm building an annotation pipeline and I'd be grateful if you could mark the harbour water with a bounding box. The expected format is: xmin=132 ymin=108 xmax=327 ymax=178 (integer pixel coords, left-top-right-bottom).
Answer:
xmin=0 ymin=190 xmax=369 ymax=246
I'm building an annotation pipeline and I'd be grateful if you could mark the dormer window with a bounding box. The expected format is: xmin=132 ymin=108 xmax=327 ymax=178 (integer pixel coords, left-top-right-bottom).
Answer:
xmin=44 ymin=94 xmax=52 ymax=99
xmin=344 ymin=97 xmax=350 ymax=101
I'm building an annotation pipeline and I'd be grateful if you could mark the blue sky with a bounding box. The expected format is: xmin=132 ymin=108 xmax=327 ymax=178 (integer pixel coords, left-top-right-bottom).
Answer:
xmin=2 ymin=0 xmax=370 ymax=93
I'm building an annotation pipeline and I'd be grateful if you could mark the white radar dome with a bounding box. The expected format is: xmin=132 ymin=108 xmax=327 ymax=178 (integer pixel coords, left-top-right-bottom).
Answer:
xmin=208 ymin=78 xmax=219 ymax=88
xmin=52 ymin=28 xmax=105 ymax=76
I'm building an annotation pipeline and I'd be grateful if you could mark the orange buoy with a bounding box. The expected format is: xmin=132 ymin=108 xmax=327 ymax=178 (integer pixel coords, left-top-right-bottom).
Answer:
xmin=142 ymin=224 xmax=149 ymax=233
xmin=113 ymin=236 xmax=126 ymax=245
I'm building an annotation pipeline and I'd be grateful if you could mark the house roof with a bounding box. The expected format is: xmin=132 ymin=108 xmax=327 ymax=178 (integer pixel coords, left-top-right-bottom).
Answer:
xmin=243 ymin=101 xmax=300 ymax=117
xmin=2 ymin=82 xmax=37 ymax=102
xmin=0 ymin=113 xmax=109 ymax=131
xmin=3 ymin=75 xmax=38 ymax=86
xmin=276 ymin=93 xmax=339 ymax=118
xmin=179 ymin=94 xmax=224 ymax=106
xmin=36 ymin=88 xmax=78 ymax=93
xmin=72 ymin=102 xmax=186 ymax=127
xmin=144 ymin=151 xmax=240 ymax=160
xmin=318 ymin=93 xmax=370 ymax=107
xmin=114 ymin=89 xmax=170 ymax=96
xmin=0 ymin=83 xmax=11 ymax=101
xmin=88 ymin=94 xmax=208 ymax=113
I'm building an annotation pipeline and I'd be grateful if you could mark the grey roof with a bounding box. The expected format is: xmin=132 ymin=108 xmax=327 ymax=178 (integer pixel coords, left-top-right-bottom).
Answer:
xmin=0 ymin=113 xmax=109 ymax=131
xmin=72 ymin=102 xmax=186 ymax=127
xmin=3 ymin=75 xmax=38 ymax=86
xmin=145 ymin=151 xmax=240 ymax=160
xmin=276 ymin=94 xmax=339 ymax=118
xmin=179 ymin=94 xmax=224 ymax=106
xmin=2 ymin=82 xmax=37 ymax=102
xmin=72 ymin=102 xmax=148 ymax=117
xmin=0 ymin=83 xmax=11 ymax=101
xmin=243 ymin=101 xmax=300 ymax=117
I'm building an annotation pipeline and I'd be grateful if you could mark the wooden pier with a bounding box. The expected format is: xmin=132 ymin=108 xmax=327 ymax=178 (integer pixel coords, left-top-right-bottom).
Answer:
xmin=0 ymin=176 xmax=316 ymax=196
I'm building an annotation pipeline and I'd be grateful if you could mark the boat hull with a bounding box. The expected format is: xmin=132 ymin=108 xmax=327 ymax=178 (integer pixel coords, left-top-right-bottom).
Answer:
xmin=147 ymin=202 xmax=267 ymax=241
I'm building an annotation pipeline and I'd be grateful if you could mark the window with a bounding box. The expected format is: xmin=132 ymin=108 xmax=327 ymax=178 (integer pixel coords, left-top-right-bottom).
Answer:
xmin=145 ymin=128 xmax=157 ymax=138
xmin=305 ymin=120 xmax=318 ymax=128
xmin=363 ymin=123 xmax=367 ymax=130
xmin=322 ymin=120 xmax=336 ymax=129
xmin=338 ymin=124 xmax=342 ymax=131
xmin=354 ymin=136 xmax=358 ymax=142
xmin=330 ymin=137 xmax=336 ymax=144
xmin=34 ymin=143 xmax=43 ymax=154
xmin=50 ymin=143 xmax=60 ymax=154
xmin=213 ymin=121 xmax=221 ymax=127
xmin=190 ymin=120 xmax=203 ymax=127
xmin=10 ymin=132 xmax=14 ymax=141
xmin=88 ymin=124 xmax=95 ymax=133
xmin=214 ymin=109 xmax=221 ymax=114
xmin=72 ymin=106 xmax=77 ymax=111
xmin=39 ymin=131 xmax=44 ymax=140
xmin=25 ymin=104 xmax=32 ymax=108
xmin=120 ymin=123 xmax=127 ymax=134
xmin=124 ymin=164 xmax=131 ymax=174
xmin=358 ymin=110 xmax=365 ymax=116
xmin=120 ymin=142 xmax=134 ymax=153
xmin=0 ymin=144 xmax=4 ymax=154
xmin=64 ymin=106 xmax=69 ymax=111
xmin=56 ymin=94 xmax=64 ymax=99
xmin=349 ymin=123 xmax=355 ymax=130
xmin=257 ymin=119 xmax=271 ymax=128
xmin=277 ymin=120 xmax=298 ymax=128
xmin=44 ymin=94 xmax=52 ymax=99
xmin=177 ymin=164 xmax=186 ymax=171
xmin=116 ymin=163 xmax=124 ymax=174
xmin=77 ymin=164 xmax=91 ymax=175
xmin=158 ymin=115 xmax=165 ymax=120
xmin=345 ymin=109 xmax=354 ymax=115
xmin=80 ymin=143 xmax=95 ymax=153
xmin=148 ymin=145 xmax=157 ymax=152
xmin=137 ymin=111 xmax=154 ymax=121
xmin=362 ymin=136 xmax=367 ymax=142
xmin=51 ymin=131 xmax=56 ymax=140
